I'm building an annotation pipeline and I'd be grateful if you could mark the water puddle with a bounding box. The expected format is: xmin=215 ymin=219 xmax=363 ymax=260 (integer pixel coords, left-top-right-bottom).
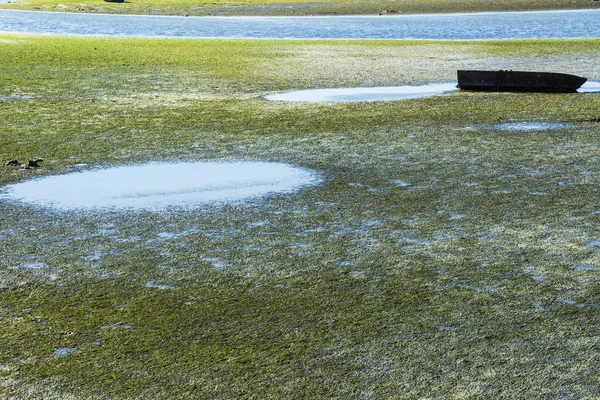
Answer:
xmin=21 ymin=261 xmax=47 ymax=269
xmin=391 ymin=180 xmax=411 ymax=187
xmin=558 ymin=299 xmax=585 ymax=308
xmin=1 ymin=161 xmax=321 ymax=211
xmin=485 ymin=122 xmax=573 ymax=131
xmin=530 ymin=275 xmax=549 ymax=281
xmin=100 ymin=323 xmax=133 ymax=330
xmin=579 ymin=81 xmax=600 ymax=93
xmin=438 ymin=325 xmax=457 ymax=332
xmin=264 ymin=83 xmax=457 ymax=103
xmin=573 ymin=264 xmax=595 ymax=271
xmin=586 ymin=240 xmax=600 ymax=248
xmin=53 ymin=347 xmax=76 ymax=356
xmin=144 ymin=282 xmax=174 ymax=290
xmin=0 ymin=94 xmax=33 ymax=101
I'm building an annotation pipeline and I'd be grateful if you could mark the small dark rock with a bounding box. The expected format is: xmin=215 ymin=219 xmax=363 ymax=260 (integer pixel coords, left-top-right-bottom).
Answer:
xmin=5 ymin=159 xmax=20 ymax=166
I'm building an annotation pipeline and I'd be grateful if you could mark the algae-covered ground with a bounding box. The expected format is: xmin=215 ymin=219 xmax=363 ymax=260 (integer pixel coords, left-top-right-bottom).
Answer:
xmin=1 ymin=0 xmax=599 ymax=16
xmin=1 ymin=36 xmax=600 ymax=398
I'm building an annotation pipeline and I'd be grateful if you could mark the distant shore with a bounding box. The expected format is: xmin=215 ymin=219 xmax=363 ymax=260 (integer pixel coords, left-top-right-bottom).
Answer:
xmin=1 ymin=0 xmax=599 ymax=16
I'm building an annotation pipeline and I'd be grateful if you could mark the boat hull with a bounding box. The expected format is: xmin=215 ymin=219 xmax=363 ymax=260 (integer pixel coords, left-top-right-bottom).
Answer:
xmin=457 ymin=70 xmax=587 ymax=93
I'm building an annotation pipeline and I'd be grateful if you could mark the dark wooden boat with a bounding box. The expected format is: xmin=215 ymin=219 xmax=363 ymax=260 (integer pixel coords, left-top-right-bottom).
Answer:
xmin=457 ymin=70 xmax=587 ymax=93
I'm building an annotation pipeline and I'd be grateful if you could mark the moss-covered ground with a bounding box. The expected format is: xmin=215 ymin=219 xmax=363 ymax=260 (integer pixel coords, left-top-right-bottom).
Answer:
xmin=1 ymin=0 xmax=599 ymax=16
xmin=1 ymin=36 xmax=600 ymax=398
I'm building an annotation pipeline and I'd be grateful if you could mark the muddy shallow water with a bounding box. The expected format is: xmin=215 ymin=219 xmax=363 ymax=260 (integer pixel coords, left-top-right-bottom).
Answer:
xmin=0 ymin=161 xmax=322 ymax=211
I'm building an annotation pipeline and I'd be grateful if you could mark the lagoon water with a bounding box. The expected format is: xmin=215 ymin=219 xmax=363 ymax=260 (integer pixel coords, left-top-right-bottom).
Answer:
xmin=1 ymin=161 xmax=321 ymax=211
xmin=0 ymin=9 xmax=599 ymax=39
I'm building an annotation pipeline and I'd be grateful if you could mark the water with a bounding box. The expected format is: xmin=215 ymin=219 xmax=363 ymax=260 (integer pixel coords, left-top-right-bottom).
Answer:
xmin=53 ymin=347 xmax=77 ymax=356
xmin=145 ymin=282 xmax=174 ymax=290
xmin=0 ymin=94 xmax=34 ymax=101
xmin=486 ymin=122 xmax=573 ymax=131
xmin=0 ymin=9 xmax=599 ymax=39
xmin=0 ymin=161 xmax=321 ymax=211
xmin=579 ymin=81 xmax=600 ymax=93
xmin=265 ymin=82 xmax=457 ymax=102
xmin=21 ymin=261 xmax=47 ymax=269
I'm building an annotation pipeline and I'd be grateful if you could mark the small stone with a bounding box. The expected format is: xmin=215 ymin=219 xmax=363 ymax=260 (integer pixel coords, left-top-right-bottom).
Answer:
xmin=5 ymin=160 xmax=20 ymax=166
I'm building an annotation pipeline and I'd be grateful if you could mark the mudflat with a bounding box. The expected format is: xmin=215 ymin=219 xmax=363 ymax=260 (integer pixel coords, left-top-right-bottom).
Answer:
xmin=1 ymin=35 xmax=600 ymax=398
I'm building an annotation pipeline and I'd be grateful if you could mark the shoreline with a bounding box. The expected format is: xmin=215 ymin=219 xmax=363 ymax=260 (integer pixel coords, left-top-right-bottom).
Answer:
xmin=1 ymin=0 xmax=599 ymax=17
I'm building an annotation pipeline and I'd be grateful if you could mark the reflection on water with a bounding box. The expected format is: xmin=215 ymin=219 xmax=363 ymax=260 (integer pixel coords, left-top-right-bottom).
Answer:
xmin=265 ymin=83 xmax=457 ymax=102
xmin=0 ymin=9 xmax=599 ymax=39
xmin=0 ymin=161 xmax=321 ymax=211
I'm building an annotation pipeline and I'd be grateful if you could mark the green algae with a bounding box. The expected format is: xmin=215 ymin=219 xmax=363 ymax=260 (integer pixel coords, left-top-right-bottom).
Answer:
xmin=1 ymin=35 xmax=600 ymax=398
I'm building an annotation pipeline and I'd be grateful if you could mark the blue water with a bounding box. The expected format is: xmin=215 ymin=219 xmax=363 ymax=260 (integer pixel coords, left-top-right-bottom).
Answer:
xmin=0 ymin=9 xmax=599 ymax=39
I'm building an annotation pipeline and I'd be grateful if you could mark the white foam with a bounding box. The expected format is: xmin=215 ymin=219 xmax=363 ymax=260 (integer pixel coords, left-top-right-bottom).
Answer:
xmin=265 ymin=83 xmax=457 ymax=102
xmin=1 ymin=161 xmax=321 ymax=211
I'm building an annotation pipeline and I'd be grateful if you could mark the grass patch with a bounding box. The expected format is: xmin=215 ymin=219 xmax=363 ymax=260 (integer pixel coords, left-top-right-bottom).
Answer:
xmin=1 ymin=0 xmax=599 ymax=16
xmin=1 ymin=35 xmax=600 ymax=398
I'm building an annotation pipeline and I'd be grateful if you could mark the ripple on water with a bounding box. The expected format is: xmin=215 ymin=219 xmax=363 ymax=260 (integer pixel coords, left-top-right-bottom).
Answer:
xmin=0 ymin=161 xmax=321 ymax=211
xmin=265 ymin=83 xmax=457 ymax=102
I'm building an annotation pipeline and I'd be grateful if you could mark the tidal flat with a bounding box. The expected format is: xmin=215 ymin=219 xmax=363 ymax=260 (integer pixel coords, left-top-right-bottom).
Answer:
xmin=1 ymin=36 xmax=600 ymax=398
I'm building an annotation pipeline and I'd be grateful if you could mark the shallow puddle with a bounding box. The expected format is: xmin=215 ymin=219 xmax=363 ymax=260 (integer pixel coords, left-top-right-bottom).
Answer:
xmin=579 ymin=81 xmax=600 ymax=93
xmin=264 ymin=83 xmax=457 ymax=102
xmin=574 ymin=264 xmax=595 ymax=271
xmin=21 ymin=262 xmax=47 ymax=269
xmin=0 ymin=94 xmax=33 ymax=101
xmin=145 ymin=282 xmax=174 ymax=290
xmin=485 ymin=122 xmax=573 ymax=131
xmin=1 ymin=161 xmax=321 ymax=211
xmin=100 ymin=323 xmax=133 ymax=330
xmin=53 ymin=347 xmax=76 ymax=356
